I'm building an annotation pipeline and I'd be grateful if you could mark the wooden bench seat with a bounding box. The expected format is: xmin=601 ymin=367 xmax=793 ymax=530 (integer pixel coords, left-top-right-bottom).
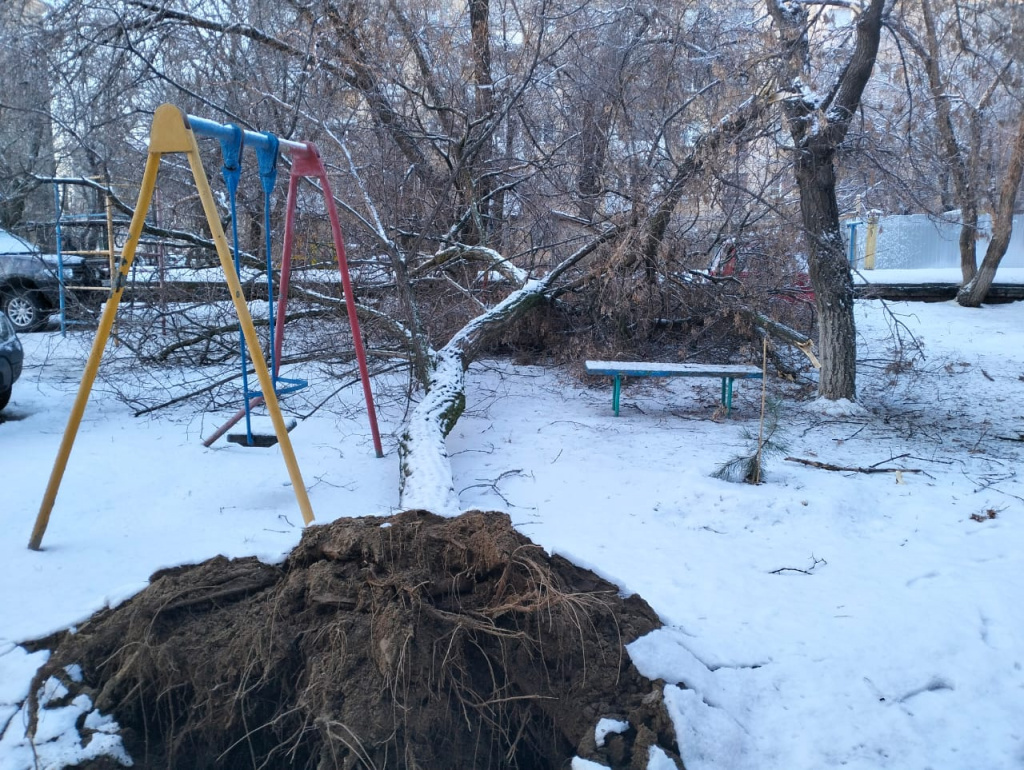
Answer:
xmin=584 ymin=360 xmax=762 ymax=416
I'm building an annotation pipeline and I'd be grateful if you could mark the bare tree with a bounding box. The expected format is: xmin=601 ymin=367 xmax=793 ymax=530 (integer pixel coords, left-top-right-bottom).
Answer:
xmin=959 ymin=110 xmax=1024 ymax=306
xmin=893 ymin=0 xmax=1024 ymax=306
xmin=23 ymin=0 xmax=830 ymax=510
xmin=766 ymin=0 xmax=888 ymax=401
xmin=0 ymin=0 xmax=57 ymax=238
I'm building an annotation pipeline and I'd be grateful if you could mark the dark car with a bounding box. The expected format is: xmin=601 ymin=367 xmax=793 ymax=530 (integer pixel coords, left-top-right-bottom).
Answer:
xmin=0 ymin=311 xmax=23 ymax=411
xmin=0 ymin=239 xmax=109 ymax=333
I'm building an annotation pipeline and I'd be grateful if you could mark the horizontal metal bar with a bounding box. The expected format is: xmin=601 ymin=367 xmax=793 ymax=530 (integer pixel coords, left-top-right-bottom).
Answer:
xmin=185 ymin=115 xmax=307 ymax=154
xmin=50 ymin=249 xmax=114 ymax=256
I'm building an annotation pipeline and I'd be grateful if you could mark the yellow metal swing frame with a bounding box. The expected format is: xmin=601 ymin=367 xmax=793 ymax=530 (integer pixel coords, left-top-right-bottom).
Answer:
xmin=29 ymin=104 xmax=314 ymax=550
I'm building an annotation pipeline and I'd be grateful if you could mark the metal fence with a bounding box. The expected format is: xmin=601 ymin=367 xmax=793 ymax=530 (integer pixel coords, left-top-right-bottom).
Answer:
xmin=857 ymin=213 xmax=1024 ymax=270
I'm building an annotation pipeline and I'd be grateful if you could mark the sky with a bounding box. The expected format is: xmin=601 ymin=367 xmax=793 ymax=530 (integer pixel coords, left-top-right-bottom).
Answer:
xmin=2 ymin=296 xmax=1023 ymax=769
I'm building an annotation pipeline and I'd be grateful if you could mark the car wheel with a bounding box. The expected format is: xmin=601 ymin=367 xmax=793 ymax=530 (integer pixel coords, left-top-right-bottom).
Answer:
xmin=0 ymin=386 xmax=10 ymax=411
xmin=3 ymin=290 xmax=46 ymax=333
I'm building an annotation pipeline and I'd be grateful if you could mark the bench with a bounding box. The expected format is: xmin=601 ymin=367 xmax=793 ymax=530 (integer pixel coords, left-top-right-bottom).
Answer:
xmin=585 ymin=360 xmax=763 ymax=417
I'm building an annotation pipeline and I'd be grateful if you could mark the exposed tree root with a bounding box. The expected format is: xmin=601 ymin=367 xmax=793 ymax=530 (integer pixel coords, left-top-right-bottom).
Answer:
xmin=36 ymin=511 xmax=681 ymax=769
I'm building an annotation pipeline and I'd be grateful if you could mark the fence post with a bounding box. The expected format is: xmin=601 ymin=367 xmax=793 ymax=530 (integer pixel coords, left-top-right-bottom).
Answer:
xmin=864 ymin=211 xmax=879 ymax=270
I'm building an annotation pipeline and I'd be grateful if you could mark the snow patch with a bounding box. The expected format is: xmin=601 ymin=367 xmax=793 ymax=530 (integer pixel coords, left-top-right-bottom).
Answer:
xmin=647 ymin=744 xmax=680 ymax=770
xmin=662 ymin=685 xmax=750 ymax=769
xmin=595 ymin=717 xmax=630 ymax=748
xmin=0 ymin=675 xmax=132 ymax=769
xmin=807 ymin=397 xmax=869 ymax=417
xmin=4 ymin=299 xmax=1024 ymax=769
xmin=572 ymin=757 xmax=611 ymax=769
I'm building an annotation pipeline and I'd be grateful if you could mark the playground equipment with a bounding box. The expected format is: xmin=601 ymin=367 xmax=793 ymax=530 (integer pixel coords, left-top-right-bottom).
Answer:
xmin=198 ymin=119 xmax=383 ymax=455
xmin=201 ymin=121 xmax=307 ymax=447
xmin=52 ymin=185 xmax=118 ymax=336
xmin=29 ymin=104 xmax=380 ymax=550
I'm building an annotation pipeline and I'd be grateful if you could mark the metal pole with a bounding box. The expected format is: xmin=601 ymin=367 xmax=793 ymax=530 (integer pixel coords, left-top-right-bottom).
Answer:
xmin=53 ymin=184 xmax=67 ymax=336
xmin=155 ymin=187 xmax=167 ymax=335
xmin=185 ymin=115 xmax=306 ymax=155
xmin=105 ymin=193 xmax=117 ymax=343
xmin=30 ymin=152 xmax=163 ymax=550
xmin=864 ymin=212 xmax=879 ymax=270
xmin=314 ymin=149 xmax=385 ymax=458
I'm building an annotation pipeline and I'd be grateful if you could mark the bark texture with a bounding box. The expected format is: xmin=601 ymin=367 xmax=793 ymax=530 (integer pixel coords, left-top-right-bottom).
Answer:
xmin=767 ymin=0 xmax=887 ymax=401
xmin=957 ymin=110 xmax=1024 ymax=307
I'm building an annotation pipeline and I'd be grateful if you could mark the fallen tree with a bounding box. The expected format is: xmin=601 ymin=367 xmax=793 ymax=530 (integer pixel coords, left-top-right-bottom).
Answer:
xmin=398 ymin=233 xmax=617 ymax=512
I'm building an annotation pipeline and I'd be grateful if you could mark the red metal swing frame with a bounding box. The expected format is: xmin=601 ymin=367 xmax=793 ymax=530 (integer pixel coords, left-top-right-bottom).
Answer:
xmin=204 ymin=142 xmax=383 ymax=457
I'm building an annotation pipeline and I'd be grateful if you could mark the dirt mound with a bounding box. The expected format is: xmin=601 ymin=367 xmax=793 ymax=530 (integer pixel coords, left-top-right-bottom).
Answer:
xmin=35 ymin=510 xmax=682 ymax=769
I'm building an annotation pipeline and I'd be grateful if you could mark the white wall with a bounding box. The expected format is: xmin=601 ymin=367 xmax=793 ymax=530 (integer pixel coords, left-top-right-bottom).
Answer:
xmin=861 ymin=213 xmax=1024 ymax=270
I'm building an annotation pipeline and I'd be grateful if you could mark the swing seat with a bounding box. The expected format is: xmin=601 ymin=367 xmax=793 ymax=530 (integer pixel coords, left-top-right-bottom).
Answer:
xmin=246 ymin=376 xmax=308 ymax=401
xmin=227 ymin=417 xmax=298 ymax=448
xmin=273 ymin=376 xmax=308 ymax=397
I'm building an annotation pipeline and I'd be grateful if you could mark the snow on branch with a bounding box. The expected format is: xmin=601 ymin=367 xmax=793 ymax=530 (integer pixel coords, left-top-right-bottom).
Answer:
xmin=414 ymin=244 xmax=529 ymax=286
xmin=789 ymin=0 xmax=864 ymax=9
xmin=339 ymin=140 xmax=395 ymax=250
xmin=398 ymin=232 xmax=617 ymax=514
xmin=787 ymin=77 xmax=823 ymax=110
xmin=398 ymin=279 xmax=546 ymax=513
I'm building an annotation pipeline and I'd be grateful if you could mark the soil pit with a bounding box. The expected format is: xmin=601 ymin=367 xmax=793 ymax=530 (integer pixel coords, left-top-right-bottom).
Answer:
xmin=32 ymin=510 xmax=683 ymax=769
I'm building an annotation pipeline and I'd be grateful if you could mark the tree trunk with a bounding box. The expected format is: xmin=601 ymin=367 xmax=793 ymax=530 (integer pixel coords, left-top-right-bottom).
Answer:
xmin=957 ymin=203 xmax=980 ymax=285
xmin=577 ymin=98 xmax=613 ymax=221
xmin=957 ymin=109 xmax=1024 ymax=307
xmin=906 ymin=0 xmax=1012 ymax=287
xmin=574 ymin=11 xmax=649 ymax=222
xmin=795 ymin=145 xmax=857 ymax=399
xmin=398 ymin=235 xmax=615 ymax=512
xmin=465 ymin=0 xmax=495 ymax=246
xmin=917 ymin=0 xmax=980 ymax=284
xmin=766 ymin=0 xmax=885 ymax=402
xmin=397 ymin=284 xmax=546 ymax=512
xmin=639 ymin=92 xmax=769 ymax=272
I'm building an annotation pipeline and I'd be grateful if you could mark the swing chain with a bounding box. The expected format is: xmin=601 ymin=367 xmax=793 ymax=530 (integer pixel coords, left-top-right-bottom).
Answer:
xmin=218 ymin=125 xmax=257 ymax=444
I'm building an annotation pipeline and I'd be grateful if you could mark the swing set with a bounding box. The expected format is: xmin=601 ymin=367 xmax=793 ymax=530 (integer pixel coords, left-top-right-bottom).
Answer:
xmin=29 ymin=104 xmax=383 ymax=550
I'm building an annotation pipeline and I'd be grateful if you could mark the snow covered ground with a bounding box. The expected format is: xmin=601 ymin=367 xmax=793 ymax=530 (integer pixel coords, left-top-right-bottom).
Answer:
xmin=2 ymin=298 xmax=1023 ymax=769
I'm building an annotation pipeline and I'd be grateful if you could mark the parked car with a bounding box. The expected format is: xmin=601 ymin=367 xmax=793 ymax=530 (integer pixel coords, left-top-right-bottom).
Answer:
xmin=0 ymin=311 xmax=23 ymax=411
xmin=0 ymin=229 xmax=110 ymax=332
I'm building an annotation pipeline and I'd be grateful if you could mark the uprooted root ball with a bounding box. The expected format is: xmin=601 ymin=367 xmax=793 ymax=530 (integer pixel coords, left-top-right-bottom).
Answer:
xmin=35 ymin=510 xmax=682 ymax=769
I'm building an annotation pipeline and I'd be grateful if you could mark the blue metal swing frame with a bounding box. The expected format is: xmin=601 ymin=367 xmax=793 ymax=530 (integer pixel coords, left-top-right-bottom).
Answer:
xmin=213 ymin=123 xmax=307 ymax=447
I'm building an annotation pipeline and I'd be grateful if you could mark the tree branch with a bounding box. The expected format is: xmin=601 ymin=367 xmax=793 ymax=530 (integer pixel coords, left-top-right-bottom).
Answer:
xmin=785 ymin=456 xmax=922 ymax=473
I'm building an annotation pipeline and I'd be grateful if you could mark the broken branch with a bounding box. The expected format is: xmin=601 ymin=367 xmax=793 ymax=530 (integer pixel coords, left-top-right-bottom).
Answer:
xmin=784 ymin=456 xmax=922 ymax=474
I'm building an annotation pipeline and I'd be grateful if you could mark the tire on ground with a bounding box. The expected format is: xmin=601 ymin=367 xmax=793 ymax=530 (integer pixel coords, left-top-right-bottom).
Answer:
xmin=2 ymin=289 xmax=47 ymax=333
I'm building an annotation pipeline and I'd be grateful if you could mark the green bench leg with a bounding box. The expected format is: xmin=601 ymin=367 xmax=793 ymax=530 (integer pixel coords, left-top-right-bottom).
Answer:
xmin=722 ymin=377 xmax=735 ymax=416
xmin=613 ymin=374 xmax=621 ymax=416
